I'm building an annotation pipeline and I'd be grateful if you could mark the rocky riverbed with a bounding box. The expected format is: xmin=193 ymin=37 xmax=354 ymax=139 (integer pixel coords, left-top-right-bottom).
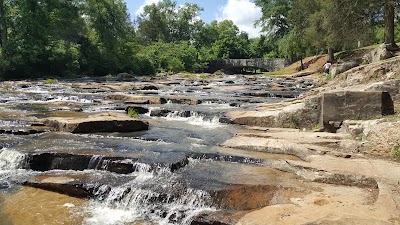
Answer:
xmin=0 ymin=56 xmax=400 ymax=225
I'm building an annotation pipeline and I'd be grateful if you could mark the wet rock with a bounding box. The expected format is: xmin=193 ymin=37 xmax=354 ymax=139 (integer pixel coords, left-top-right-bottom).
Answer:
xmin=139 ymin=85 xmax=158 ymax=90
xmin=189 ymin=153 xmax=263 ymax=165
xmin=243 ymin=91 xmax=301 ymax=98
xmin=210 ymin=184 xmax=278 ymax=210
xmin=106 ymin=94 xmax=167 ymax=104
xmin=228 ymin=103 xmax=240 ymax=107
xmin=150 ymin=109 xmax=172 ymax=117
xmin=41 ymin=113 xmax=149 ymax=133
xmin=28 ymin=152 xmax=139 ymax=174
xmin=25 ymin=176 xmax=94 ymax=198
xmin=165 ymin=96 xmax=202 ymax=105
xmin=0 ymin=129 xmax=46 ymax=135
xmin=218 ymin=117 xmax=232 ymax=124
xmin=321 ymin=91 xmax=394 ymax=132
xmin=125 ymin=100 xmax=150 ymax=105
xmin=125 ymin=105 xmax=149 ymax=114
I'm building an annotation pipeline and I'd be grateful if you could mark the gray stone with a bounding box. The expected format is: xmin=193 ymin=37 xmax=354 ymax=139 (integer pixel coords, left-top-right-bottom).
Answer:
xmin=330 ymin=61 xmax=360 ymax=77
xmin=366 ymin=80 xmax=400 ymax=101
xmin=321 ymin=91 xmax=394 ymax=132
xmin=362 ymin=44 xmax=394 ymax=63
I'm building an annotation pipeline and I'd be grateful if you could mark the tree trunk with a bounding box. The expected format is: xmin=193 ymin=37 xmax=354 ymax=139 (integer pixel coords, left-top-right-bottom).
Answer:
xmin=384 ymin=0 xmax=398 ymax=50
xmin=300 ymin=56 xmax=304 ymax=71
xmin=0 ymin=0 xmax=7 ymax=58
xmin=327 ymin=48 xmax=334 ymax=63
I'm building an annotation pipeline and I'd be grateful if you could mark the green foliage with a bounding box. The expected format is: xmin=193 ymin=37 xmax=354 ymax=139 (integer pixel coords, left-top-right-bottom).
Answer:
xmin=136 ymin=0 xmax=203 ymax=44
xmin=392 ymin=143 xmax=400 ymax=160
xmin=127 ymin=107 xmax=139 ymax=119
xmin=199 ymin=74 xmax=208 ymax=79
xmin=168 ymin=57 xmax=185 ymax=73
xmin=45 ymin=79 xmax=55 ymax=84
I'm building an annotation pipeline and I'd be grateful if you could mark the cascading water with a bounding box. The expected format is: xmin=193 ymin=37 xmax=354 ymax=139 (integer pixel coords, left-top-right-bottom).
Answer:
xmin=0 ymin=149 xmax=27 ymax=170
xmin=0 ymin=75 xmax=312 ymax=224
xmin=83 ymin=165 xmax=215 ymax=225
xmin=0 ymin=149 xmax=28 ymax=189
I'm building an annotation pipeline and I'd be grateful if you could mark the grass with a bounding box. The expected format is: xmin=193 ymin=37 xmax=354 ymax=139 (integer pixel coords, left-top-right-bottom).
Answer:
xmin=45 ymin=79 xmax=56 ymax=84
xmin=127 ymin=107 xmax=140 ymax=119
xmin=199 ymin=73 xmax=208 ymax=79
xmin=392 ymin=143 xmax=400 ymax=160
xmin=262 ymin=67 xmax=294 ymax=76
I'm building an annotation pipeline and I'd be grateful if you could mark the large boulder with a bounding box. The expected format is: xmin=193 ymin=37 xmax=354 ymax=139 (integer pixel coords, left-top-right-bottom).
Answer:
xmin=228 ymin=96 xmax=321 ymax=129
xmin=338 ymin=119 xmax=400 ymax=157
xmin=330 ymin=61 xmax=360 ymax=77
xmin=362 ymin=44 xmax=394 ymax=63
xmin=321 ymin=91 xmax=394 ymax=132
xmin=366 ymin=80 xmax=400 ymax=101
xmin=41 ymin=113 xmax=149 ymax=133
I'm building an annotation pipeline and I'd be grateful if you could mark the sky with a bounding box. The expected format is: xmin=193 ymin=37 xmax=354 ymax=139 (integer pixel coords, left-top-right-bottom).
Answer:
xmin=125 ymin=0 xmax=263 ymax=38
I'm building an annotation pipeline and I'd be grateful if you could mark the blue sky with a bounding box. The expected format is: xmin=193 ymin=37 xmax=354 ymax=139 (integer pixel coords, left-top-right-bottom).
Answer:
xmin=125 ymin=0 xmax=263 ymax=38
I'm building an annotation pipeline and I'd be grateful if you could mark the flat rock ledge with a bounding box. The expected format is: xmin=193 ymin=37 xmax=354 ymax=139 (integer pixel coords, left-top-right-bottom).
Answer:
xmin=41 ymin=113 xmax=149 ymax=133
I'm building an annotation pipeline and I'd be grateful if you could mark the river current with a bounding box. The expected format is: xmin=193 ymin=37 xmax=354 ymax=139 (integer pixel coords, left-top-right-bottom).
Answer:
xmin=0 ymin=74 xmax=312 ymax=224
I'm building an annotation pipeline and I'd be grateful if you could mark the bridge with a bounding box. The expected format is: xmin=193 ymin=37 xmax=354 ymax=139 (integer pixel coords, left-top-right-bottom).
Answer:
xmin=206 ymin=58 xmax=289 ymax=73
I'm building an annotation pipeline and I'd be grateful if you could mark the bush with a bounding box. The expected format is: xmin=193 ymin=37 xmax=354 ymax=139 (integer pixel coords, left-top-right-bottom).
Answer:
xmin=393 ymin=143 xmax=400 ymax=160
xmin=127 ymin=107 xmax=139 ymax=118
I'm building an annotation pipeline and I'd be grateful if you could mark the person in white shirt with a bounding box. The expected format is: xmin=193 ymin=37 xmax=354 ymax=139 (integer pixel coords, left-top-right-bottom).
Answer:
xmin=323 ymin=61 xmax=332 ymax=75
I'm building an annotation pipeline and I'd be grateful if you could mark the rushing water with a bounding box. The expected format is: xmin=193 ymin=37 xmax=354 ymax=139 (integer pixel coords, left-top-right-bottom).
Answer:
xmin=0 ymin=75 xmax=313 ymax=224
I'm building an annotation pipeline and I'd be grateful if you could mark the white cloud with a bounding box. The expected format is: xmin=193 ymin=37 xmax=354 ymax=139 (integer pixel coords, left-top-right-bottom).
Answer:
xmin=135 ymin=0 xmax=161 ymax=16
xmin=216 ymin=0 xmax=263 ymax=38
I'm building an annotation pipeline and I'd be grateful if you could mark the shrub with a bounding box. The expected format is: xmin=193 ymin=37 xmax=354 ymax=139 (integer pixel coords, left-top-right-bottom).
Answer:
xmin=127 ymin=107 xmax=139 ymax=118
xmin=393 ymin=143 xmax=400 ymax=160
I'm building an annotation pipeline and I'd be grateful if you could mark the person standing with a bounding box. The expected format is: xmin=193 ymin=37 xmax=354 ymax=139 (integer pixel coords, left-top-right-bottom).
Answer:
xmin=323 ymin=61 xmax=332 ymax=75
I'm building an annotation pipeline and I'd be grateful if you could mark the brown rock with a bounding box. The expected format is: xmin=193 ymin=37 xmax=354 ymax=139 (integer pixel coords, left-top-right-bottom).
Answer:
xmin=106 ymin=94 xmax=167 ymax=104
xmin=42 ymin=113 xmax=149 ymax=133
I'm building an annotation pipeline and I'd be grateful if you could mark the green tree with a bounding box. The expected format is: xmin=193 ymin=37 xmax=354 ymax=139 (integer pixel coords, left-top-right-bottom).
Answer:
xmin=255 ymin=0 xmax=292 ymax=39
xmin=136 ymin=0 xmax=203 ymax=44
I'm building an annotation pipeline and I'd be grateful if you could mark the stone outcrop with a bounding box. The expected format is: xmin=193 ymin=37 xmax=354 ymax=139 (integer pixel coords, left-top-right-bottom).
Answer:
xmin=321 ymin=91 xmax=394 ymax=132
xmin=41 ymin=113 xmax=149 ymax=133
xmin=228 ymin=91 xmax=394 ymax=132
xmin=125 ymin=105 xmax=149 ymax=114
xmin=363 ymin=44 xmax=394 ymax=63
xmin=338 ymin=119 xmax=400 ymax=157
xmin=106 ymin=94 xmax=167 ymax=104
xmin=330 ymin=61 xmax=360 ymax=77
xmin=227 ymin=96 xmax=321 ymax=129
xmin=366 ymin=80 xmax=400 ymax=101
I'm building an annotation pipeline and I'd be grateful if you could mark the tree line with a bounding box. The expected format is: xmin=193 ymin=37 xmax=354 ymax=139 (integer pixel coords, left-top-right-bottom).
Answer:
xmin=0 ymin=0 xmax=398 ymax=79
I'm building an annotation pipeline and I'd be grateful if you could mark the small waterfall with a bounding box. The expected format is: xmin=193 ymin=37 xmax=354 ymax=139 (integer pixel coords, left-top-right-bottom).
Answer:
xmin=88 ymin=155 xmax=104 ymax=169
xmin=165 ymin=111 xmax=224 ymax=129
xmin=0 ymin=149 xmax=27 ymax=170
xmin=0 ymin=149 xmax=29 ymax=189
xmin=83 ymin=169 xmax=216 ymax=225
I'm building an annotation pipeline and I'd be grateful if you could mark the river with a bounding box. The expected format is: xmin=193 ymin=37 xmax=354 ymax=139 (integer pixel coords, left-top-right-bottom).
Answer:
xmin=0 ymin=74 xmax=312 ymax=225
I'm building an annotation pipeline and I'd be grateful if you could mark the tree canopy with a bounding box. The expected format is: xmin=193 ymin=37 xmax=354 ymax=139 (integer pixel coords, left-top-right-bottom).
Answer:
xmin=0 ymin=0 xmax=398 ymax=79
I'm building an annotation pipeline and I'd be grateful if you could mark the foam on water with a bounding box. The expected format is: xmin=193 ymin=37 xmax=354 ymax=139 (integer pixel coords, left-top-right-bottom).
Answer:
xmin=164 ymin=111 xmax=225 ymax=129
xmin=0 ymin=149 xmax=30 ymax=189
xmin=82 ymin=169 xmax=216 ymax=225
xmin=0 ymin=149 xmax=27 ymax=170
